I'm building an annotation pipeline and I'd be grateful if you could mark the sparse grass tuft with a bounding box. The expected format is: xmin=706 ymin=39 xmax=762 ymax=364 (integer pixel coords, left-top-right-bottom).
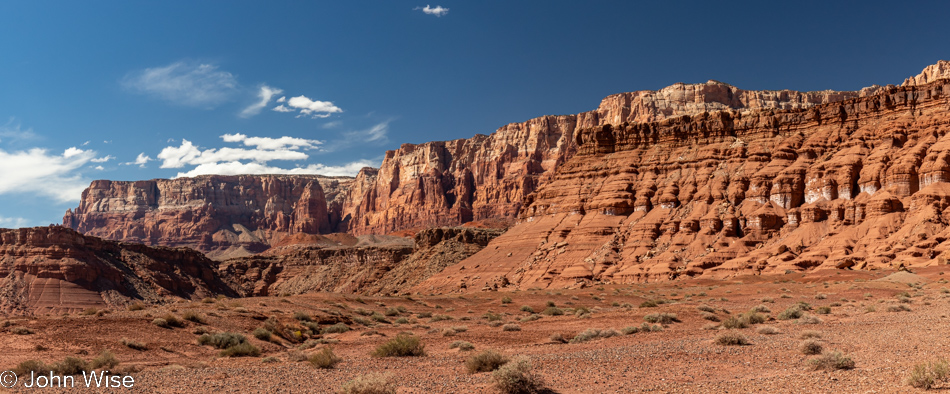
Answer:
xmin=90 ymin=350 xmax=119 ymax=369
xmin=520 ymin=305 xmax=534 ymax=313
xmin=198 ymin=332 xmax=247 ymax=349
xmin=906 ymin=359 xmax=950 ymax=389
xmin=372 ymin=333 xmax=425 ymax=357
xmin=338 ymin=373 xmax=396 ymax=394
xmin=502 ymin=324 xmax=521 ymax=332
xmin=128 ymin=302 xmax=146 ymax=311
xmin=449 ymin=341 xmax=475 ymax=351
xmin=809 ymin=351 xmax=855 ymax=370
xmin=466 ymin=350 xmax=509 ymax=374
xmin=756 ymin=326 xmax=779 ymax=335
xmin=253 ymin=328 xmax=273 ymax=341
xmin=218 ymin=342 xmax=260 ymax=357
xmin=541 ymin=307 xmax=563 ymax=316
xmin=309 ymin=347 xmax=342 ymax=369
xmin=322 ymin=323 xmax=351 ymax=334
xmin=121 ymin=338 xmax=147 ymax=350
xmin=643 ymin=313 xmax=679 ymax=324
xmin=183 ymin=310 xmax=205 ymax=324
xmin=800 ymin=339 xmax=823 ymax=355
xmin=715 ymin=332 xmax=750 ymax=346
xmin=492 ymin=356 xmax=546 ymax=394
xmin=777 ymin=306 xmax=804 ymax=320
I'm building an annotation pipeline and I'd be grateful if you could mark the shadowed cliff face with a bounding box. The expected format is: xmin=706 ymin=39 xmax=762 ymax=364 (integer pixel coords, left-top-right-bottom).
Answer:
xmin=417 ymin=77 xmax=950 ymax=292
xmin=0 ymin=226 xmax=235 ymax=313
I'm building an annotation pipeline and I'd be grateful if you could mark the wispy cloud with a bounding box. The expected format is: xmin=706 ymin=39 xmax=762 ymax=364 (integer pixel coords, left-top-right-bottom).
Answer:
xmin=415 ymin=5 xmax=449 ymax=17
xmin=0 ymin=147 xmax=95 ymax=203
xmin=0 ymin=120 xmax=39 ymax=145
xmin=240 ymin=85 xmax=283 ymax=118
xmin=0 ymin=216 xmax=31 ymax=228
xmin=323 ymin=120 xmax=392 ymax=152
xmin=273 ymin=95 xmax=343 ymax=118
xmin=90 ymin=155 xmax=115 ymax=163
xmin=122 ymin=61 xmax=238 ymax=108
xmin=221 ymin=133 xmax=322 ymax=150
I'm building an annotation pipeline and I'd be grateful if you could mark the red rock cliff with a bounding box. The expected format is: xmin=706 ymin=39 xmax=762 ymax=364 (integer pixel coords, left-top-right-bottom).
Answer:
xmin=64 ymin=175 xmax=350 ymax=258
xmin=417 ymin=63 xmax=950 ymax=292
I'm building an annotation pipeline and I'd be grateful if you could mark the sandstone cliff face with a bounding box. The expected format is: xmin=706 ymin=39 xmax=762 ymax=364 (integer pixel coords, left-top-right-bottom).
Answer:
xmin=417 ymin=74 xmax=950 ymax=292
xmin=0 ymin=226 xmax=235 ymax=313
xmin=64 ymin=175 xmax=351 ymax=258
xmin=343 ymin=80 xmax=877 ymax=235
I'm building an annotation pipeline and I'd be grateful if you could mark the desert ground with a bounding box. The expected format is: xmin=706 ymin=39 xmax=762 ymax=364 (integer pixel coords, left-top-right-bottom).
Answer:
xmin=2 ymin=267 xmax=949 ymax=393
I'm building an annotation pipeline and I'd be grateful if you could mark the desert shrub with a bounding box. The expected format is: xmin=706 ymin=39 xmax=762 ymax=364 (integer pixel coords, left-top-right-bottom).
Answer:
xmin=219 ymin=342 xmax=260 ymax=357
xmin=338 ymin=373 xmax=396 ymax=394
xmin=777 ymin=306 xmax=804 ymax=320
xmin=697 ymin=304 xmax=716 ymax=313
xmin=322 ymin=323 xmax=351 ymax=334
xmin=81 ymin=307 xmax=98 ymax=316
xmin=90 ymin=350 xmax=119 ymax=369
xmin=449 ymin=341 xmax=475 ymax=351
xmin=639 ymin=300 xmax=659 ymax=308
xmin=294 ymin=311 xmax=313 ymax=321
xmin=198 ymin=332 xmax=247 ymax=349
xmin=384 ymin=307 xmax=400 ymax=317
xmin=545 ymin=301 xmax=556 ymax=307
xmin=52 ymin=357 xmax=90 ymax=375
xmin=887 ymin=304 xmax=912 ymax=312
xmin=309 ymin=347 xmax=342 ymax=369
xmin=570 ymin=328 xmax=622 ymax=343
xmin=415 ymin=311 xmax=432 ymax=318
xmin=286 ymin=351 xmax=308 ymax=362
xmin=640 ymin=323 xmax=663 ymax=332
xmin=715 ymin=332 xmax=750 ymax=346
xmin=372 ymin=333 xmax=425 ymax=357
xmin=541 ymin=307 xmax=563 ymax=316
xmin=352 ymin=317 xmax=372 ymax=326
xmin=761 ymin=297 xmax=775 ymax=303
xmin=549 ymin=333 xmax=568 ymax=343
xmin=429 ymin=314 xmax=452 ymax=322
xmin=520 ymin=305 xmax=534 ymax=313
xmin=600 ymin=328 xmax=621 ymax=338
xmin=501 ymin=296 xmax=513 ymax=304
xmin=809 ymin=351 xmax=855 ymax=370
xmin=452 ymin=326 xmax=468 ymax=332
xmin=797 ymin=315 xmax=822 ymax=325
xmin=721 ymin=316 xmax=747 ymax=329
xmin=441 ymin=328 xmax=457 ymax=336
xmin=355 ymin=308 xmax=373 ymax=316
xmin=13 ymin=360 xmax=49 ymax=377
xmin=261 ymin=356 xmax=279 ymax=363
xmin=815 ymin=293 xmax=827 ymax=300
xmin=182 ymin=310 xmax=205 ymax=324
xmin=253 ymin=328 xmax=273 ymax=341
xmin=11 ymin=326 xmax=34 ymax=335
xmin=484 ymin=311 xmax=503 ymax=322
xmin=700 ymin=312 xmax=720 ymax=322
xmin=621 ymin=326 xmax=639 ymax=335
xmin=751 ymin=305 xmax=771 ymax=314
xmin=492 ymin=356 xmax=545 ymax=394
xmin=520 ymin=314 xmax=541 ymax=322
xmin=644 ymin=313 xmax=679 ymax=324
xmin=163 ymin=314 xmax=185 ymax=328
xmin=800 ymin=340 xmax=823 ymax=355
xmin=466 ymin=350 xmax=509 ymax=373
xmin=815 ymin=306 xmax=831 ymax=315
xmin=371 ymin=313 xmax=390 ymax=323
xmin=756 ymin=326 xmax=779 ymax=335
xmin=152 ymin=318 xmax=170 ymax=328
xmin=121 ymin=338 xmax=147 ymax=350
xmin=394 ymin=317 xmax=409 ymax=325
xmin=502 ymin=324 xmax=521 ymax=332
xmin=128 ymin=302 xmax=145 ymax=311
xmin=906 ymin=359 xmax=950 ymax=389
xmin=800 ymin=330 xmax=822 ymax=339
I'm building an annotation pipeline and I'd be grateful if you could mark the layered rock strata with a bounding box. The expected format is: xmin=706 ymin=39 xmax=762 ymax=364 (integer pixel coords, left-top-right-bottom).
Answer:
xmin=64 ymin=175 xmax=351 ymax=258
xmin=416 ymin=70 xmax=950 ymax=292
xmin=0 ymin=226 xmax=235 ymax=313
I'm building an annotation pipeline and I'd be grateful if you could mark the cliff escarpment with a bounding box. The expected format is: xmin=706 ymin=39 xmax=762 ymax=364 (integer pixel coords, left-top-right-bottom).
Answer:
xmin=417 ymin=73 xmax=950 ymax=292
xmin=64 ymin=175 xmax=351 ymax=258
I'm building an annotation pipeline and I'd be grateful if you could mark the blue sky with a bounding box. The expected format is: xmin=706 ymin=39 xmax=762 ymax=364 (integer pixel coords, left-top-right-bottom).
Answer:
xmin=1 ymin=1 xmax=949 ymax=227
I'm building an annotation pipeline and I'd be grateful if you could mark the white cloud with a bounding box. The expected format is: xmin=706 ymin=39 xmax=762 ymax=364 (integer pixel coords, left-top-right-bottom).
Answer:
xmin=94 ymin=165 xmax=104 ymax=171
xmin=415 ymin=5 xmax=449 ymax=17
xmin=322 ymin=121 xmax=342 ymax=129
xmin=276 ymin=95 xmax=343 ymax=118
xmin=157 ymin=138 xmax=311 ymax=168
xmin=91 ymin=155 xmax=115 ymax=163
xmin=121 ymin=153 xmax=153 ymax=168
xmin=220 ymin=133 xmax=322 ymax=150
xmin=0 ymin=216 xmax=31 ymax=229
xmin=240 ymin=85 xmax=283 ymax=118
xmin=173 ymin=159 xmax=377 ymax=178
xmin=276 ymin=96 xmax=286 ymax=103
xmin=0 ymin=147 xmax=94 ymax=203
xmin=63 ymin=147 xmax=84 ymax=158
xmin=122 ymin=61 xmax=238 ymax=108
